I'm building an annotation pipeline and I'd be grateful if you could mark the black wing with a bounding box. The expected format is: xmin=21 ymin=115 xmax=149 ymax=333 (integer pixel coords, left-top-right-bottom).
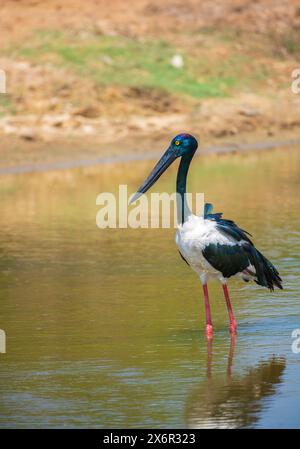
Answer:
xmin=202 ymin=203 xmax=283 ymax=291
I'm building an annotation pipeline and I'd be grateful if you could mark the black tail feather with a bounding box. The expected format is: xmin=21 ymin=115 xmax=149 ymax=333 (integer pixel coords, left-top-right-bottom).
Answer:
xmin=247 ymin=246 xmax=283 ymax=291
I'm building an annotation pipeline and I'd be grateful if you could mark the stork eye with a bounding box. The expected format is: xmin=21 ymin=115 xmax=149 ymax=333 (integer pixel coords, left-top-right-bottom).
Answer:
xmin=175 ymin=140 xmax=180 ymax=146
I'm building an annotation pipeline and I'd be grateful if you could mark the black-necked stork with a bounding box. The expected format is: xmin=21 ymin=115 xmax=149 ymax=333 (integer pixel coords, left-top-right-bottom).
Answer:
xmin=130 ymin=133 xmax=282 ymax=339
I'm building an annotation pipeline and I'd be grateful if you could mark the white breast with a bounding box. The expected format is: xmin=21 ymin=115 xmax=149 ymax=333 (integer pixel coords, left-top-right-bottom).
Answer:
xmin=175 ymin=214 xmax=236 ymax=278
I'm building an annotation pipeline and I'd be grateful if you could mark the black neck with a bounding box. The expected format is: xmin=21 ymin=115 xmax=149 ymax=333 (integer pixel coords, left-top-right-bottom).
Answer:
xmin=176 ymin=151 xmax=195 ymax=224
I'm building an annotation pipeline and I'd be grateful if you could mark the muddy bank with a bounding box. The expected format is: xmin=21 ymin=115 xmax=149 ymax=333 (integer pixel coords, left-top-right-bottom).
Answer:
xmin=1 ymin=133 xmax=299 ymax=175
xmin=1 ymin=89 xmax=300 ymax=172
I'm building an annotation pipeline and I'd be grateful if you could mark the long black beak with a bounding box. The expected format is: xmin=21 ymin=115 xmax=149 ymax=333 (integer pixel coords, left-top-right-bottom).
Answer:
xmin=129 ymin=146 xmax=177 ymax=204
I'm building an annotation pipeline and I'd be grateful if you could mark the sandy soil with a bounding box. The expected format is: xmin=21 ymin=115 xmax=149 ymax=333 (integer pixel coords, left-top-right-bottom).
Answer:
xmin=1 ymin=0 xmax=300 ymax=42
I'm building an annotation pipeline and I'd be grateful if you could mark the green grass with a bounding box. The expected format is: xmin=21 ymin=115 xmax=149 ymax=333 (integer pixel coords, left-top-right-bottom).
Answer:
xmin=0 ymin=95 xmax=16 ymax=116
xmin=4 ymin=28 xmax=274 ymax=106
xmin=281 ymin=30 xmax=300 ymax=55
xmin=8 ymin=30 xmax=254 ymax=99
xmin=267 ymin=29 xmax=300 ymax=57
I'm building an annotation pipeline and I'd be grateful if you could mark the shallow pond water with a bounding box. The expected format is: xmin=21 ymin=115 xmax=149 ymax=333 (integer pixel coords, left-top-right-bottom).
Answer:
xmin=0 ymin=146 xmax=300 ymax=428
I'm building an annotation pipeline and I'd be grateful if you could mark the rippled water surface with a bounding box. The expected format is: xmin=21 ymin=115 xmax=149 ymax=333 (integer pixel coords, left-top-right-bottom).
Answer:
xmin=0 ymin=147 xmax=300 ymax=428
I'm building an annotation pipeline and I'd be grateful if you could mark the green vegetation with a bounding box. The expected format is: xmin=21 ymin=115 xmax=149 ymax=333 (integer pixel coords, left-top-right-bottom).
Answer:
xmin=0 ymin=95 xmax=16 ymax=116
xmin=280 ymin=30 xmax=300 ymax=55
xmin=7 ymin=29 xmax=269 ymax=99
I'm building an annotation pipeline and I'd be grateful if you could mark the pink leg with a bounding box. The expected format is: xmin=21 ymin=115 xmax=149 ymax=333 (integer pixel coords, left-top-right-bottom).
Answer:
xmin=202 ymin=283 xmax=213 ymax=339
xmin=222 ymin=282 xmax=237 ymax=334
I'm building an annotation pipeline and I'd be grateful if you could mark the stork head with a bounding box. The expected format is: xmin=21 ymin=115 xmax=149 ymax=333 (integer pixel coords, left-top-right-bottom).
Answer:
xmin=170 ymin=133 xmax=198 ymax=156
xmin=130 ymin=133 xmax=198 ymax=203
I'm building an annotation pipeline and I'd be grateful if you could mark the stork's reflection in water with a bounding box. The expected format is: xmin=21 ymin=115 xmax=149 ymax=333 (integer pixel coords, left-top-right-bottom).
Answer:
xmin=187 ymin=337 xmax=286 ymax=428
